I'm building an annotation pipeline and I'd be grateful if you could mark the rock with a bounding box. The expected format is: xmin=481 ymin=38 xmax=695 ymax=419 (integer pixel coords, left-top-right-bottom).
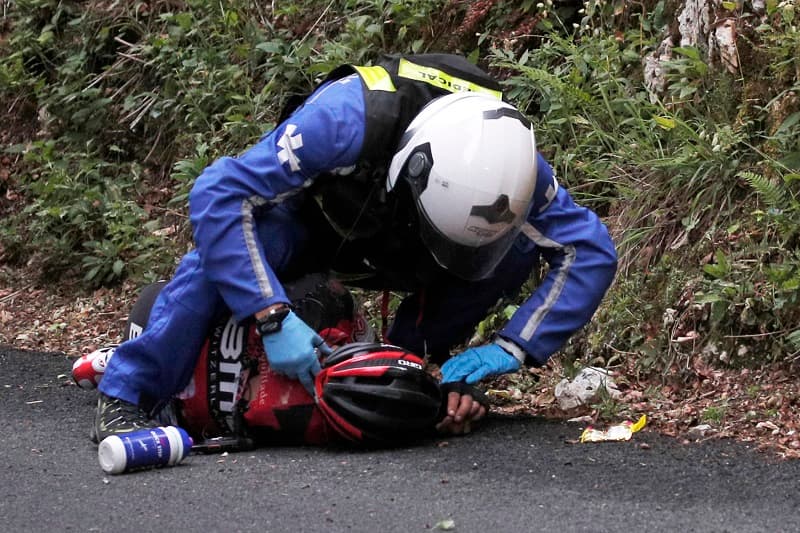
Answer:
xmin=714 ymin=18 xmax=739 ymax=73
xmin=643 ymin=36 xmax=674 ymax=100
xmin=643 ymin=0 xmax=745 ymax=99
xmin=687 ymin=423 xmax=714 ymax=440
xmin=662 ymin=307 xmax=678 ymax=328
xmin=554 ymin=367 xmax=621 ymax=410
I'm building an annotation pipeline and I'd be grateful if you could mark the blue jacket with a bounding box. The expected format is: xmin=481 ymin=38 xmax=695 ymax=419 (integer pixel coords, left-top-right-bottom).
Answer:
xmin=189 ymin=71 xmax=617 ymax=365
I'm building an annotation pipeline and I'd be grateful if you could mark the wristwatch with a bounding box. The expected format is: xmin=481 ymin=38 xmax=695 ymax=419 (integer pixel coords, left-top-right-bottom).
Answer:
xmin=255 ymin=304 xmax=291 ymax=336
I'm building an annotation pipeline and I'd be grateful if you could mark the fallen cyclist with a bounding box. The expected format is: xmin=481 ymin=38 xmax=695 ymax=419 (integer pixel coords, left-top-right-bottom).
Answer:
xmin=75 ymin=276 xmax=489 ymax=449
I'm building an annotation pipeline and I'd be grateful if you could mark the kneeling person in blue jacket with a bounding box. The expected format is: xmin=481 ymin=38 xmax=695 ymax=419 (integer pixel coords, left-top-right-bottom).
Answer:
xmin=94 ymin=53 xmax=617 ymax=440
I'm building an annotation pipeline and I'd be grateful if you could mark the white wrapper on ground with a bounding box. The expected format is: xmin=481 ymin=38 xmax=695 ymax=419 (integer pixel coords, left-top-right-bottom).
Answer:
xmin=554 ymin=367 xmax=621 ymax=410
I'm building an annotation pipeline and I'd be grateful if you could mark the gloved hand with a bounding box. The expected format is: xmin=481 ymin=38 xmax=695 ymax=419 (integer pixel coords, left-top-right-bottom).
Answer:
xmin=262 ymin=310 xmax=332 ymax=395
xmin=436 ymin=381 xmax=491 ymax=435
xmin=440 ymin=343 xmax=521 ymax=384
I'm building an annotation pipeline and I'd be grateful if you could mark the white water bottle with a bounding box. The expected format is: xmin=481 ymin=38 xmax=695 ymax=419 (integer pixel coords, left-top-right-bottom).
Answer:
xmin=98 ymin=426 xmax=193 ymax=474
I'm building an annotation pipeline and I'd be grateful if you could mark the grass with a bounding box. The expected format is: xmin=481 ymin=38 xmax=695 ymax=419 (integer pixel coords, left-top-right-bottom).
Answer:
xmin=1 ymin=0 xmax=798 ymax=371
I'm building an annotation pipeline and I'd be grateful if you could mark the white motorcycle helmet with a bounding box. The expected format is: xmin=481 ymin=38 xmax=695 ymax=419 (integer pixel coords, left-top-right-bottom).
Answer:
xmin=387 ymin=92 xmax=538 ymax=281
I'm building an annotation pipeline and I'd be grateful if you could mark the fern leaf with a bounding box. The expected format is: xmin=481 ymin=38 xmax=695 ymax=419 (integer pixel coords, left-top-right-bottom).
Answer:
xmin=499 ymin=62 xmax=592 ymax=105
xmin=738 ymin=171 xmax=788 ymax=209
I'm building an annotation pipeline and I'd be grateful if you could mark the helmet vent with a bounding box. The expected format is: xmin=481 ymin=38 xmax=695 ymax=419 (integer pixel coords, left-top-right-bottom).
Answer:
xmin=469 ymin=194 xmax=515 ymax=224
xmin=482 ymin=107 xmax=531 ymax=129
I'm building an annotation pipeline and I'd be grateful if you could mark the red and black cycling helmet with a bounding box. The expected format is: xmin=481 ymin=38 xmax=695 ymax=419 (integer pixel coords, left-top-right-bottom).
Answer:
xmin=315 ymin=342 xmax=442 ymax=444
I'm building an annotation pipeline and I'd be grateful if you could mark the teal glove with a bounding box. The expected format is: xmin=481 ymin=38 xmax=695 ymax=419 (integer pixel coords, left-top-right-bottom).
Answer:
xmin=440 ymin=343 xmax=521 ymax=384
xmin=262 ymin=310 xmax=332 ymax=395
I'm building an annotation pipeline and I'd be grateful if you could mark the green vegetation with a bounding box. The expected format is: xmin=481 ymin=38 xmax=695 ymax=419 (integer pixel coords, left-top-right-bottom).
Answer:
xmin=701 ymin=403 xmax=728 ymax=425
xmin=1 ymin=0 xmax=798 ymax=372
xmin=490 ymin=1 xmax=800 ymax=371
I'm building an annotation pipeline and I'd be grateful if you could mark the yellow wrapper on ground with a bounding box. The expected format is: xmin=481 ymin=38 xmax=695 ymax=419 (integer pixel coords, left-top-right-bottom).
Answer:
xmin=580 ymin=415 xmax=647 ymax=443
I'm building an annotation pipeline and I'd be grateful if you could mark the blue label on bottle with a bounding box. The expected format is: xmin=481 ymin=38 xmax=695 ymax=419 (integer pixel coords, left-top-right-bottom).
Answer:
xmin=122 ymin=428 xmax=171 ymax=469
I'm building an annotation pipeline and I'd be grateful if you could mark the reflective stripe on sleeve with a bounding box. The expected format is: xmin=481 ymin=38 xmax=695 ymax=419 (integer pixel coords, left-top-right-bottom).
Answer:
xmin=518 ymin=223 xmax=577 ymax=341
xmin=242 ymin=196 xmax=274 ymax=299
xmin=240 ymin=183 xmax=313 ymax=300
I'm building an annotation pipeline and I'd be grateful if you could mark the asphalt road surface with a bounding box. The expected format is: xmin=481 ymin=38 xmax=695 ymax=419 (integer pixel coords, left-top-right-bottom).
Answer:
xmin=3 ymin=347 xmax=799 ymax=533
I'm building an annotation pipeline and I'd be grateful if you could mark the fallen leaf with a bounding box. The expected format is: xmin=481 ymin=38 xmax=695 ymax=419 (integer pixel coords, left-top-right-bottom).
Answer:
xmin=755 ymin=421 xmax=779 ymax=431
